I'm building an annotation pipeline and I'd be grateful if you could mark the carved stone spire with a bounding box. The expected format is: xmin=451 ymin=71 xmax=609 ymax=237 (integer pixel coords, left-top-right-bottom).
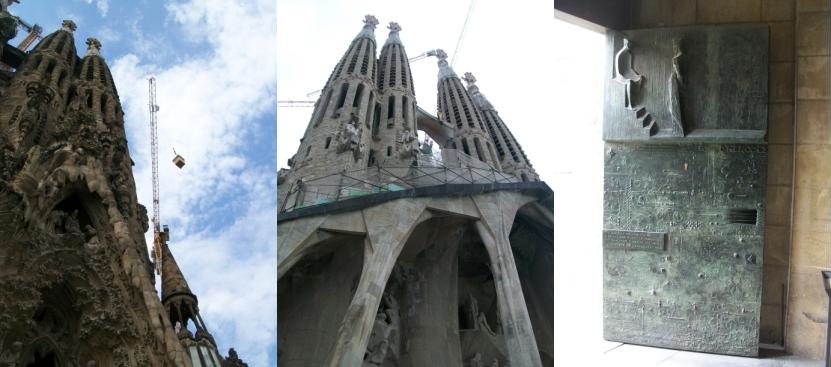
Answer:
xmin=0 ymin=0 xmax=19 ymax=13
xmin=434 ymin=49 xmax=457 ymax=80
xmin=356 ymin=14 xmax=379 ymax=40
xmin=435 ymin=52 xmax=501 ymax=170
xmin=384 ymin=21 xmax=402 ymax=45
xmin=61 ymin=19 xmax=77 ymax=33
xmin=462 ymin=72 xmax=491 ymax=110
xmin=463 ymin=73 xmax=538 ymax=181
xmin=85 ymin=37 xmax=101 ymax=57
xmin=161 ymin=242 xmax=194 ymax=302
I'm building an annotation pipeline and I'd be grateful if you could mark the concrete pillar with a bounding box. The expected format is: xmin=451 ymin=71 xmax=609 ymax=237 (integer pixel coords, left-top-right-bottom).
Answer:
xmin=325 ymin=200 xmax=427 ymax=367
xmin=404 ymin=226 xmax=464 ymax=366
xmin=474 ymin=193 xmax=542 ymax=367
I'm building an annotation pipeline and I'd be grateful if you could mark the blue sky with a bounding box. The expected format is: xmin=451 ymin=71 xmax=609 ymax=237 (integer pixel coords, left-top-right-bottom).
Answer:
xmin=9 ymin=1 xmax=277 ymax=365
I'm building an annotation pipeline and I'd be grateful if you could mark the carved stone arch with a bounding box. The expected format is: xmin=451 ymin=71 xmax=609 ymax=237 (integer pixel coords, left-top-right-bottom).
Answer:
xmin=44 ymin=181 xmax=111 ymax=238
xmin=18 ymin=336 xmax=67 ymax=367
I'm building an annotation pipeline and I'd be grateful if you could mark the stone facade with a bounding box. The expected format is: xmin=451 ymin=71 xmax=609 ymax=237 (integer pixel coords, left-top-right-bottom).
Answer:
xmin=278 ymin=15 xmax=553 ymax=367
xmin=0 ymin=12 xmax=245 ymax=367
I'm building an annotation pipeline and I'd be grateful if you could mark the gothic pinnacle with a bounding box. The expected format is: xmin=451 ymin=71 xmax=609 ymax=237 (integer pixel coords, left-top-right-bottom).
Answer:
xmin=434 ymin=49 xmax=457 ymax=80
xmin=85 ymin=37 xmax=101 ymax=57
xmin=61 ymin=19 xmax=77 ymax=33
xmin=385 ymin=21 xmax=402 ymax=45
xmin=356 ymin=14 xmax=378 ymax=39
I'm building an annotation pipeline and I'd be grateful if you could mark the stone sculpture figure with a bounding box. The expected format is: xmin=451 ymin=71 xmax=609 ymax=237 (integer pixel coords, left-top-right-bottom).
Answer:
xmin=339 ymin=119 xmax=361 ymax=155
xmin=614 ymin=38 xmax=642 ymax=110
xmin=362 ymin=311 xmax=392 ymax=366
xmin=470 ymin=353 xmax=484 ymax=367
xmin=383 ymin=294 xmax=401 ymax=361
xmin=668 ymin=39 xmax=685 ymax=136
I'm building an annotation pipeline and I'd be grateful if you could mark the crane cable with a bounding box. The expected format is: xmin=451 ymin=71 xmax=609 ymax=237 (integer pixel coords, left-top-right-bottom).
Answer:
xmin=450 ymin=0 xmax=476 ymax=68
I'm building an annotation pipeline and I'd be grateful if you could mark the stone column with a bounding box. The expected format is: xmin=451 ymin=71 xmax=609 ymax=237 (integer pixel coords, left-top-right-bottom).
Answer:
xmin=404 ymin=225 xmax=464 ymax=366
xmin=474 ymin=192 xmax=542 ymax=367
xmin=325 ymin=200 xmax=427 ymax=367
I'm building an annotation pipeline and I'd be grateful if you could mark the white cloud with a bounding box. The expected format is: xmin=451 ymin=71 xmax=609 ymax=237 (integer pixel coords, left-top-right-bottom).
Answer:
xmin=110 ymin=0 xmax=276 ymax=365
xmin=83 ymin=0 xmax=109 ymax=17
xmin=96 ymin=24 xmax=120 ymax=43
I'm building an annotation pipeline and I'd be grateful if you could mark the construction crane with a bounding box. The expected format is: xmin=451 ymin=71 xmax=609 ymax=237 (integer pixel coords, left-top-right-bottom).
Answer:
xmin=15 ymin=18 xmax=42 ymax=51
xmin=148 ymin=77 xmax=168 ymax=275
xmin=277 ymin=100 xmax=316 ymax=108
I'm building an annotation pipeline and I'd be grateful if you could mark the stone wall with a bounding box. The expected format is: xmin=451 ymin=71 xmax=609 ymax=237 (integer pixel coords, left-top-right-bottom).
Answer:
xmin=789 ymin=0 xmax=830 ymax=358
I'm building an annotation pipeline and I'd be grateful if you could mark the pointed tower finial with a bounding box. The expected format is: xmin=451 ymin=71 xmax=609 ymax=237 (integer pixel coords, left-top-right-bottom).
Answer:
xmin=355 ymin=14 xmax=378 ymax=40
xmin=462 ymin=72 xmax=476 ymax=87
xmin=1 ymin=0 xmax=19 ymax=13
xmin=433 ymin=49 xmax=456 ymax=80
xmin=61 ymin=19 xmax=77 ymax=33
xmin=364 ymin=14 xmax=379 ymax=29
xmin=385 ymin=21 xmax=402 ymax=45
xmin=85 ymin=37 xmax=101 ymax=56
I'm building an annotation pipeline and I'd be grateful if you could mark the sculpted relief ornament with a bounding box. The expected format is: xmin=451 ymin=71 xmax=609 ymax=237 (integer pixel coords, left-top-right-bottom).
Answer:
xmin=613 ymin=36 xmax=686 ymax=137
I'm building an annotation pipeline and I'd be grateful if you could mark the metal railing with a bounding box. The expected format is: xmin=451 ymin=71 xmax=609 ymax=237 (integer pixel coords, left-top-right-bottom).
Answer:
xmin=279 ymin=163 xmax=520 ymax=213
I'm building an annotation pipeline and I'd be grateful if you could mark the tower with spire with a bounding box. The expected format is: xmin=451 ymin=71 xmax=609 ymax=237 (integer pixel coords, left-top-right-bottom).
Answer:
xmin=372 ymin=21 xmax=419 ymax=167
xmin=433 ymin=49 xmax=501 ymax=170
xmin=463 ymin=72 xmax=539 ymax=181
xmin=0 ymin=8 xmax=245 ymax=367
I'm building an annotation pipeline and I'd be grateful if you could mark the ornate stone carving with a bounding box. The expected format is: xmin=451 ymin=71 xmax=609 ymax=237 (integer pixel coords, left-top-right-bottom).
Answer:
xmin=668 ymin=38 xmax=685 ymax=137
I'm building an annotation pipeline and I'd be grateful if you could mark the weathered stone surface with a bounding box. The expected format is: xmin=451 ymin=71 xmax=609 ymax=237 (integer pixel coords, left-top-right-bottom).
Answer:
xmin=796 ymin=100 xmax=831 ymax=144
xmin=797 ymin=56 xmax=831 ymax=99
xmin=764 ymin=0 xmax=796 ymax=21
xmin=769 ymin=22 xmax=795 ymax=62
xmin=796 ymin=11 xmax=831 ymax=56
xmin=770 ymin=62 xmax=796 ymax=103
xmin=768 ymin=103 xmax=794 ymax=144
xmin=767 ymin=144 xmax=793 ymax=186
xmin=798 ymin=0 xmax=831 ymax=12
xmin=697 ymin=0 xmax=762 ymax=23
xmin=632 ymin=0 xmax=696 ymax=27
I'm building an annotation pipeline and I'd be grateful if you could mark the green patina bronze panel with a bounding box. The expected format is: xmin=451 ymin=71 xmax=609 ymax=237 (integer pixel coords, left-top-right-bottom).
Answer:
xmin=602 ymin=23 xmax=769 ymax=356
xmin=603 ymin=143 xmax=767 ymax=356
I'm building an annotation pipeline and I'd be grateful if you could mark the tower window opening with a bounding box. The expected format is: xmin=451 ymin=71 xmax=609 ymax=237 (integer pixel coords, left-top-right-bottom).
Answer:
xmin=306 ymin=146 xmax=312 ymax=157
xmin=315 ymin=89 xmax=332 ymax=126
xmin=99 ymin=62 xmax=107 ymax=83
xmin=474 ymin=138 xmax=486 ymax=162
xmin=86 ymin=90 xmax=93 ymax=109
xmin=390 ymin=46 xmax=398 ymax=87
xmin=56 ymin=34 xmax=68 ymax=54
xmin=521 ymin=173 xmax=528 ymax=182
xmin=372 ymin=103 xmax=381 ymax=137
xmin=45 ymin=60 xmax=56 ymax=80
xmin=462 ymin=139 xmax=471 ymax=156
xmin=403 ymin=96 xmax=409 ymax=123
xmin=487 ymin=143 xmax=498 ymax=166
xmin=399 ymin=50 xmax=408 ymax=88
xmin=334 ymin=83 xmax=348 ymax=115
xmin=368 ymin=150 xmax=376 ymax=167
xmin=100 ymin=94 xmax=108 ymax=117
xmin=387 ymin=96 xmax=395 ymax=120
xmin=325 ymin=137 xmax=331 ymax=149
xmin=85 ymin=62 xmax=94 ymax=81
xmin=353 ymin=84 xmax=364 ymax=108
xmin=387 ymin=146 xmax=392 ymax=156
xmin=58 ymin=70 xmax=68 ymax=90
xmin=364 ymin=92 xmax=374 ymax=128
